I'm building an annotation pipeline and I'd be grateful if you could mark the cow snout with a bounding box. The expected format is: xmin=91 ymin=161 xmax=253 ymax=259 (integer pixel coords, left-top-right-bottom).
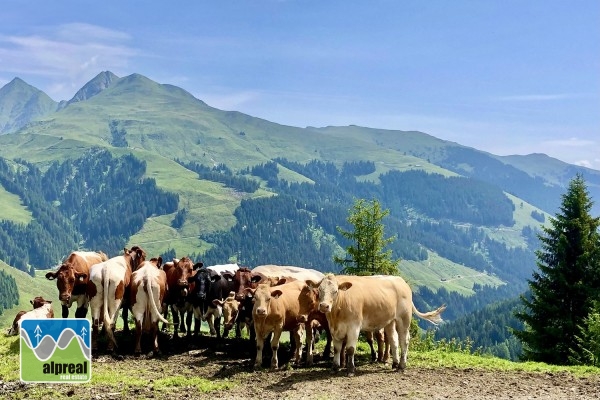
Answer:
xmin=59 ymin=293 xmax=71 ymax=302
xmin=255 ymin=307 xmax=267 ymax=316
xmin=180 ymin=288 xmax=189 ymax=297
xmin=319 ymin=302 xmax=331 ymax=313
xmin=178 ymin=280 xmax=189 ymax=287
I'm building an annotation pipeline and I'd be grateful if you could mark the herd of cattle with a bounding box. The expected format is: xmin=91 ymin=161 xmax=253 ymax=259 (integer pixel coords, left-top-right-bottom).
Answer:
xmin=8 ymin=247 xmax=446 ymax=375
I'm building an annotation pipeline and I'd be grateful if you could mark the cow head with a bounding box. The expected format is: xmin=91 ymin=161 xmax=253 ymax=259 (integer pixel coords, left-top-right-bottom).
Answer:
xmin=188 ymin=267 xmax=212 ymax=302
xmin=45 ymin=264 xmax=87 ymax=303
xmin=169 ymin=257 xmax=195 ymax=297
xmin=252 ymin=283 xmax=282 ymax=318
xmin=297 ymin=284 xmax=319 ymax=322
xmin=31 ymin=296 xmax=52 ymax=309
xmin=234 ymin=267 xmax=262 ymax=301
xmin=213 ymin=291 xmax=239 ymax=333
xmin=124 ymin=245 xmax=147 ymax=271
xmin=308 ymin=274 xmax=352 ymax=314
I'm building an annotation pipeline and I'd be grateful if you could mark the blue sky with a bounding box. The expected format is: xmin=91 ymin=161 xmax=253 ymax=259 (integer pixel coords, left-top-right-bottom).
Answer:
xmin=1 ymin=1 xmax=599 ymax=170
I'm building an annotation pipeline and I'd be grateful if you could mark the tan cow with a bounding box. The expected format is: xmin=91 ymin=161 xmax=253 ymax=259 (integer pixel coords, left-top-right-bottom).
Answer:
xmin=88 ymin=246 xmax=146 ymax=353
xmin=212 ymin=291 xmax=243 ymax=338
xmin=45 ymin=251 xmax=108 ymax=318
xmin=249 ymin=280 xmax=306 ymax=370
xmin=7 ymin=297 xmax=54 ymax=336
xmin=130 ymin=257 xmax=169 ymax=356
xmin=307 ymin=274 xmax=446 ymax=376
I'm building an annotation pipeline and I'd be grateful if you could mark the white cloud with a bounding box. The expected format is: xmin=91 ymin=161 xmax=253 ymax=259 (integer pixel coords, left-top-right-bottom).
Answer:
xmin=542 ymin=137 xmax=596 ymax=148
xmin=0 ymin=24 xmax=138 ymax=100
xmin=493 ymin=93 xmax=586 ymax=102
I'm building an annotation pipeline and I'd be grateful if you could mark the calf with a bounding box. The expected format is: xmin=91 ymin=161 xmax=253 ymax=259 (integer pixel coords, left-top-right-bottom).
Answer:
xmin=162 ymin=257 xmax=196 ymax=337
xmin=308 ymin=274 xmax=446 ymax=376
xmin=297 ymin=283 xmax=332 ymax=365
xmin=249 ymin=280 xmax=306 ymax=370
xmin=88 ymin=246 xmax=146 ymax=353
xmin=130 ymin=257 xmax=169 ymax=356
xmin=45 ymin=251 xmax=108 ymax=318
xmin=7 ymin=298 xmax=54 ymax=336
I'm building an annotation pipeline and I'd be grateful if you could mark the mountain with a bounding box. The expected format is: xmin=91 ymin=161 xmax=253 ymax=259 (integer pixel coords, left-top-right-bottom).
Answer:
xmin=0 ymin=78 xmax=58 ymax=134
xmin=65 ymin=70 xmax=119 ymax=106
xmin=0 ymin=71 xmax=598 ymax=324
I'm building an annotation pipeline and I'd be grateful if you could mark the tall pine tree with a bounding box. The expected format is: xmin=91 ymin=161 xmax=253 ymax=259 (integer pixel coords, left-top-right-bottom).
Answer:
xmin=334 ymin=198 xmax=400 ymax=276
xmin=514 ymin=174 xmax=600 ymax=365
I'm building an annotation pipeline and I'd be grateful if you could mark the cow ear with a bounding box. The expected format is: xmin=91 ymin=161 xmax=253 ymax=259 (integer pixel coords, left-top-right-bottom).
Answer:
xmin=157 ymin=257 xmax=163 ymax=268
xmin=306 ymin=279 xmax=320 ymax=289
xmin=222 ymin=273 xmax=233 ymax=281
xmin=193 ymin=262 xmax=204 ymax=270
xmin=210 ymin=275 xmax=220 ymax=282
xmin=30 ymin=300 xmax=34 ymax=305
xmin=271 ymin=289 xmax=283 ymax=299
xmin=250 ymin=275 xmax=262 ymax=283
xmin=339 ymin=282 xmax=353 ymax=291
xmin=212 ymin=299 xmax=224 ymax=307
xmin=76 ymin=273 xmax=88 ymax=282
xmin=45 ymin=272 xmax=56 ymax=280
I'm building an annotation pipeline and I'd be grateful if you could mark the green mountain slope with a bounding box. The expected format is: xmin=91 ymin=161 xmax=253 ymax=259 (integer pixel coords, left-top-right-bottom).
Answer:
xmin=0 ymin=78 xmax=57 ymax=134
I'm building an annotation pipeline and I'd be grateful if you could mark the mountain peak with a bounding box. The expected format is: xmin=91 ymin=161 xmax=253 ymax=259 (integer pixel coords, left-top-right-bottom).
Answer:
xmin=0 ymin=77 xmax=57 ymax=134
xmin=66 ymin=71 xmax=119 ymax=106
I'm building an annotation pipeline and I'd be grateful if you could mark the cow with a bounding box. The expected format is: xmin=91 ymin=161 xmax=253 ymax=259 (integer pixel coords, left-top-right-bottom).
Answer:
xmin=249 ymin=280 xmax=307 ymax=370
xmin=45 ymin=251 xmax=108 ymax=318
xmin=297 ymin=283 xmax=332 ymax=365
xmin=202 ymin=264 xmax=239 ymax=338
xmin=88 ymin=245 xmax=146 ymax=353
xmin=211 ymin=291 xmax=243 ymax=338
xmin=161 ymin=257 xmax=196 ymax=338
xmin=130 ymin=257 xmax=169 ymax=356
xmin=186 ymin=263 xmax=212 ymax=337
xmin=307 ymin=273 xmax=446 ymax=376
xmin=7 ymin=297 xmax=54 ymax=336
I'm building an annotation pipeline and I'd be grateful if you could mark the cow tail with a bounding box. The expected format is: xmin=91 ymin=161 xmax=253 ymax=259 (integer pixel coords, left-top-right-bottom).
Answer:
xmin=147 ymin=276 xmax=169 ymax=325
xmin=412 ymin=303 xmax=447 ymax=325
xmin=102 ymin=264 xmax=116 ymax=347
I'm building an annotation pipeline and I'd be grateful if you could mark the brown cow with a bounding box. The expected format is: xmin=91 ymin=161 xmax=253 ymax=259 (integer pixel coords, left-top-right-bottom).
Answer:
xmin=45 ymin=251 xmax=108 ymax=318
xmin=7 ymin=297 xmax=54 ymax=336
xmin=162 ymin=257 xmax=195 ymax=337
xmin=130 ymin=257 xmax=169 ymax=356
xmin=249 ymin=280 xmax=307 ymax=370
xmin=307 ymin=274 xmax=446 ymax=376
xmin=88 ymin=246 xmax=146 ymax=353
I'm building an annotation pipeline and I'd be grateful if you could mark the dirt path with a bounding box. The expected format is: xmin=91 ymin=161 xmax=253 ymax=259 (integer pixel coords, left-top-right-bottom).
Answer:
xmin=2 ymin=335 xmax=599 ymax=400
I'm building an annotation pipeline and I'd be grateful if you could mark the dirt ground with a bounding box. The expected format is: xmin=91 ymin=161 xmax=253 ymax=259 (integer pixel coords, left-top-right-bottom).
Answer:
xmin=2 ymin=333 xmax=599 ymax=400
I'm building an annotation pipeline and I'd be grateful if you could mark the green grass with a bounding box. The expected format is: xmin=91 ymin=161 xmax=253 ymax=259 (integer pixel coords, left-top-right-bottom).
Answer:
xmin=0 ymin=185 xmax=32 ymax=225
xmin=0 ymin=261 xmax=58 ymax=329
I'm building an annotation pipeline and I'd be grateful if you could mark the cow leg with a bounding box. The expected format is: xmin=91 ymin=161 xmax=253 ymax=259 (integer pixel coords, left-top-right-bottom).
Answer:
xmin=332 ymin=336 xmax=344 ymax=372
xmin=292 ymin=326 xmax=303 ymax=366
xmin=134 ymin=319 xmax=142 ymax=356
xmin=185 ymin=310 xmax=193 ymax=337
xmin=75 ymin=306 xmax=88 ymax=318
xmin=270 ymin=328 xmax=283 ymax=370
xmin=306 ymin=322 xmax=314 ymax=366
xmin=121 ymin=306 xmax=130 ymax=335
xmin=151 ymin=322 xmax=161 ymax=356
xmin=386 ymin=321 xmax=401 ymax=370
xmin=365 ymin=331 xmax=376 ymax=362
xmin=161 ymin=304 xmax=169 ymax=332
xmin=254 ymin=329 xmax=265 ymax=369
xmin=324 ymin=327 xmax=332 ymax=360
xmin=394 ymin=319 xmax=409 ymax=371
xmin=204 ymin=309 xmax=216 ymax=336
xmin=375 ymin=329 xmax=385 ymax=362
xmin=61 ymin=304 xmax=69 ymax=318
xmin=172 ymin=306 xmax=180 ymax=337
xmin=178 ymin=309 xmax=186 ymax=334
xmin=345 ymin=328 xmax=360 ymax=377
xmin=215 ymin=316 xmax=222 ymax=339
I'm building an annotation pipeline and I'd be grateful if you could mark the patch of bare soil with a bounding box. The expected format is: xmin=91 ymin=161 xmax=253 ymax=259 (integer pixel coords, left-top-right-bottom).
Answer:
xmin=2 ymin=332 xmax=599 ymax=400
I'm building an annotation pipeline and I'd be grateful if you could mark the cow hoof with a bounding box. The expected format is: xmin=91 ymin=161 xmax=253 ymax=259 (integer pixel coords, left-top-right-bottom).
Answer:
xmin=347 ymin=371 xmax=355 ymax=377
xmin=392 ymin=362 xmax=399 ymax=369
xmin=134 ymin=351 xmax=141 ymax=358
xmin=112 ymin=353 xmax=124 ymax=361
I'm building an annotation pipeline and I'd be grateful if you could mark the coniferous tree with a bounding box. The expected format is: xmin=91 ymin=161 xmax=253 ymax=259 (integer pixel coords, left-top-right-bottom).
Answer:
xmin=335 ymin=198 xmax=400 ymax=275
xmin=514 ymin=174 xmax=600 ymax=365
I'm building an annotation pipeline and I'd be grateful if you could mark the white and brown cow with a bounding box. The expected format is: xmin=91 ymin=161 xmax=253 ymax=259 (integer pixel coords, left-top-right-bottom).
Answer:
xmin=249 ymin=280 xmax=307 ymax=370
xmin=251 ymin=265 xmax=324 ymax=285
xmin=307 ymin=273 xmax=446 ymax=376
xmin=7 ymin=297 xmax=54 ymax=336
xmin=88 ymin=246 xmax=146 ymax=353
xmin=130 ymin=257 xmax=169 ymax=356
xmin=45 ymin=251 xmax=108 ymax=318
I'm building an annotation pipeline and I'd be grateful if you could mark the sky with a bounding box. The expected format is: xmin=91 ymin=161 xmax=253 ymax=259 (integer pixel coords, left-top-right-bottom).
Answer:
xmin=1 ymin=1 xmax=599 ymax=170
